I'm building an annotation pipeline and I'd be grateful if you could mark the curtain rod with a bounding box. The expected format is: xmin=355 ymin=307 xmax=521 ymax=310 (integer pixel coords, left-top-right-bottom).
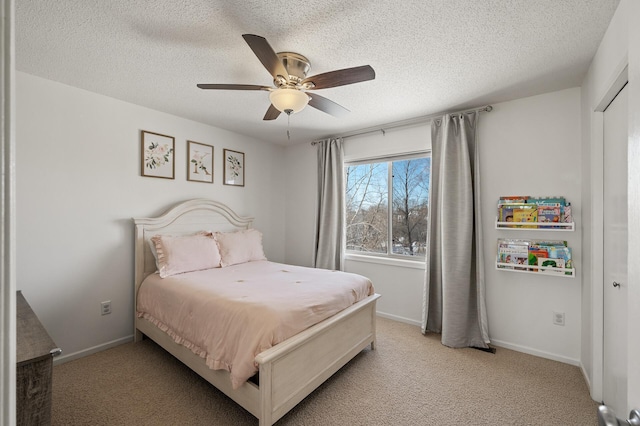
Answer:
xmin=311 ymin=105 xmax=493 ymax=145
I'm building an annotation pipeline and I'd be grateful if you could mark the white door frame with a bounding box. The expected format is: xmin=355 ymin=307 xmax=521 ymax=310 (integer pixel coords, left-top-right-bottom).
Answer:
xmin=590 ymin=59 xmax=628 ymax=403
xmin=1 ymin=0 xmax=16 ymax=424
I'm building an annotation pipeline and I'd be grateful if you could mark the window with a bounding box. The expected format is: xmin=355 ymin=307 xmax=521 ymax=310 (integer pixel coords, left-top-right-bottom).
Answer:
xmin=345 ymin=154 xmax=431 ymax=259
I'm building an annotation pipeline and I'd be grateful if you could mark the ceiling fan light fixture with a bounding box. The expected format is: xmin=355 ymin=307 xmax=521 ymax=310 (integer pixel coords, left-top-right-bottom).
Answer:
xmin=197 ymin=35 xmax=375 ymax=121
xmin=269 ymin=88 xmax=309 ymax=114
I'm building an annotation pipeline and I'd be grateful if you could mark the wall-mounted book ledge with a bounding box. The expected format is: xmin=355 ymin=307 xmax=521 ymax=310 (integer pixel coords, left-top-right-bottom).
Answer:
xmin=496 ymin=238 xmax=575 ymax=278
xmin=496 ymin=195 xmax=574 ymax=231
xmin=495 ymin=219 xmax=575 ymax=231
xmin=495 ymin=258 xmax=575 ymax=278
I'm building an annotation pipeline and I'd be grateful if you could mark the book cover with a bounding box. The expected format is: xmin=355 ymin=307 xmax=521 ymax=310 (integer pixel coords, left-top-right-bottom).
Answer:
xmin=530 ymin=240 xmax=567 ymax=248
xmin=538 ymin=257 xmax=566 ymax=274
xmin=510 ymin=251 xmax=529 ymax=267
xmin=513 ymin=206 xmax=537 ymax=228
xmin=528 ymin=196 xmax=566 ymax=206
xmin=548 ymin=246 xmax=573 ymax=274
xmin=498 ymin=203 xmax=528 ymax=225
xmin=497 ymin=239 xmax=529 ymax=269
xmin=537 ymin=205 xmax=561 ymax=228
xmin=528 ymin=248 xmax=548 ymax=271
xmin=548 ymin=245 xmax=571 ymax=259
xmin=499 ymin=247 xmax=528 ymax=265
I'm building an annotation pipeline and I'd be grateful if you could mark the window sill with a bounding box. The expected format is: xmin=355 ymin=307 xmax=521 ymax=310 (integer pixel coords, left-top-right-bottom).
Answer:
xmin=344 ymin=253 xmax=426 ymax=270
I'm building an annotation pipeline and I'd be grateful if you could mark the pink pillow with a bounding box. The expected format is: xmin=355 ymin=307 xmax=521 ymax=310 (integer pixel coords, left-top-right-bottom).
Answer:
xmin=151 ymin=232 xmax=221 ymax=278
xmin=215 ymin=229 xmax=267 ymax=267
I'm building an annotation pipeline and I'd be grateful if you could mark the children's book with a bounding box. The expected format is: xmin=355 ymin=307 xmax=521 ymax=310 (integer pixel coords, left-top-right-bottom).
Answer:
xmin=513 ymin=206 xmax=537 ymax=228
xmin=538 ymin=257 xmax=566 ymax=274
xmin=537 ymin=205 xmax=561 ymax=227
xmin=497 ymin=239 xmax=529 ymax=269
xmin=498 ymin=203 xmax=527 ymax=225
xmin=511 ymin=252 xmax=529 ymax=267
xmin=530 ymin=240 xmax=567 ymax=248
xmin=528 ymin=247 xmax=548 ymax=272
xmin=528 ymin=196 xmax=566 ymax=206
xmin=548 ymin=246 xmax=573 ymax=275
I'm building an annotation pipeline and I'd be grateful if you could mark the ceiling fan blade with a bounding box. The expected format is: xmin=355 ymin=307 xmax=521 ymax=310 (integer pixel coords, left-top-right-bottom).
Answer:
xmin=302 ymin=65 xmax=375 ymax=90
xmin=197 ymin=84 xmax=271 ymax=91
xmin=263 ymin=104 xmax=281 ymax=121
xmin=242 ymin=34 xmax=289 ymax=81
xmin=308 ymin=93 xmax=350 ymax=117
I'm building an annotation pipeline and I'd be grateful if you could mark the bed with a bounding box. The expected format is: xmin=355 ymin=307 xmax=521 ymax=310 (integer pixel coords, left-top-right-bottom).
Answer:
xmin=133 ymin=199 xmax=380 ymax=426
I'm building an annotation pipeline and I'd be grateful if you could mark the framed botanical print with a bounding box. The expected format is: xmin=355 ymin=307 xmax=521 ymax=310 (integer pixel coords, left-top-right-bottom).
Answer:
xmin=141 ymin=130 xmax=175 ymax=179
xmin=187 ymin=140 xmax=214 ymax=183
xmin=223 ymin=149 xmax=245 ymax=187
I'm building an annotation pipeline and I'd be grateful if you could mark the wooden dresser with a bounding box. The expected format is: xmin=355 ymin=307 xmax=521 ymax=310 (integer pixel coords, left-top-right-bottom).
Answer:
xmin=16 ymin=291 xmax=62 ymax=426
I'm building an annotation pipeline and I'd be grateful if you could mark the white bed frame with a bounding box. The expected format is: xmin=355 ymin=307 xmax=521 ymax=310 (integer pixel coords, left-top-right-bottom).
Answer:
xmin=133 ymin=199 xmax=380 ymax=426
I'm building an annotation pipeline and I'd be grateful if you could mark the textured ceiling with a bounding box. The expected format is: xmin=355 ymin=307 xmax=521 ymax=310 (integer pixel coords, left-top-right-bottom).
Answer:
xmin=16 ymin=0 xmax=619 ymax=145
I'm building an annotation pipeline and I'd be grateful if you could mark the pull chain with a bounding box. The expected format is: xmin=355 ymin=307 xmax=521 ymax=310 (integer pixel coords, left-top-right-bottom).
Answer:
xmin=285 ymin=109 xmax=292 ymax=140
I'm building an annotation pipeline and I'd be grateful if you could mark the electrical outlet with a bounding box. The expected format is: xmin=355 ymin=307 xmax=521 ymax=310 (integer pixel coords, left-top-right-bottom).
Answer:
xmin=101 ymin=300 xmax=112 ymax=316
xmin=553 ymin=311 xmax=565 ymax=326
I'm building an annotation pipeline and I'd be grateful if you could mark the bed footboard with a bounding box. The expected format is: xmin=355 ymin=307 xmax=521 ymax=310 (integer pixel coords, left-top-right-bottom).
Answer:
xmin=255 ymin=293 xmax=380 ymax=425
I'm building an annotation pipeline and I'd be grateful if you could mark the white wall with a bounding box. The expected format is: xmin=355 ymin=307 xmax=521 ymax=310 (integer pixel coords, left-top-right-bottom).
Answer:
xmin=481 ymin=88 xmax=582 ymax=365
xmin=284 ymin=88 xmax=584 ymax=364
xmin=342 ymin=124 xmax=430 ymax=161
xmin=343 ymin=258 xmax=425 ymax=325
xmin=16 ymin=72 xmax=286 ymax=361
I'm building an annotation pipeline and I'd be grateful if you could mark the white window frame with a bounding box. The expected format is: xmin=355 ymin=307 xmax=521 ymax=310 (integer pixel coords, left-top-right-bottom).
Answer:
xmin=344 ymin=151 xmax=431 ymax=266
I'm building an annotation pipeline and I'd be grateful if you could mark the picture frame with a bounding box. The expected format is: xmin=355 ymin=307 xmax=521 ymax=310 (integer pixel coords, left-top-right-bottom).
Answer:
xmin=187 ymin=140 xmax=214 ymax=183
xmin=223 ymin=149 xmax=245 ymax=187
xmin=141 ymin=130 xmax=175 ymax=179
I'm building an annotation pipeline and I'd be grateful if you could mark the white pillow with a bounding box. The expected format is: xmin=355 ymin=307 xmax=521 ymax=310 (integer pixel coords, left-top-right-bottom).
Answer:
xmin=215 ymin=229 xmax=267 ymax=267
xmin=151 ymin=232 xmax=221 ymax=278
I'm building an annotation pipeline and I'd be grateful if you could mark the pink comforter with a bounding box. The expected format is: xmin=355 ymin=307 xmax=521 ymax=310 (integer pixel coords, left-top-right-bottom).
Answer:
xmin=136 ymin=261 xmax=374 ymax=389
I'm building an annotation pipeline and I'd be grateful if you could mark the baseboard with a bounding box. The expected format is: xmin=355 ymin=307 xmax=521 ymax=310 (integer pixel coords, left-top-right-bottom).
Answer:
xmin=490 ymin=338 xmax=580 ymax=366
xmin=376 ymin=311 xmax=421 ymax=327
xmin=579 ymin=361 xmax=593 ymax=395
xmin=53 ymin=335 xmax=133 ymax=366
xmin=376 ymin=316 xmax=583 ymax=368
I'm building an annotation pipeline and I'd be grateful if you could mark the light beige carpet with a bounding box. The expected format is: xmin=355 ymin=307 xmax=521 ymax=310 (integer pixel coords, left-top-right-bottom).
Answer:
xmin=52 ymin=317 xmax=598 ymax=425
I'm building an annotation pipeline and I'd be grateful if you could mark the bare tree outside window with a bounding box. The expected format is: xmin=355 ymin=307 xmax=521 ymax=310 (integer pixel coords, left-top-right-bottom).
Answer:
xmin=345 ymin=162 xmax=388 ymax=254
xmin=392 ymin=158 xmax=430 ymax=256
xmin=345 ymin=155 xmax=431 ymax=258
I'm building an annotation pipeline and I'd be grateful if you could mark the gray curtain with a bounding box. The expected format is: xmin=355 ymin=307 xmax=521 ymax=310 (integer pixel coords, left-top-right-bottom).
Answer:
xmin=422 ymin=112 xmax=490 ymax=348
xmin=313 ymin=138 xmax=344 ymax=270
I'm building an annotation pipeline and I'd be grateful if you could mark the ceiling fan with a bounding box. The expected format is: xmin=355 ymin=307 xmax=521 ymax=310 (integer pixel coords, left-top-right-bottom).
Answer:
xmin=197 ymin=34 xmax=375 ymax=121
